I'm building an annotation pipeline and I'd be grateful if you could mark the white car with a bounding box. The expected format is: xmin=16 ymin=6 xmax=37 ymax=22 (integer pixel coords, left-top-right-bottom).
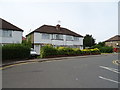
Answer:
xmin=30 ymin=48 xmax=38 ymax=57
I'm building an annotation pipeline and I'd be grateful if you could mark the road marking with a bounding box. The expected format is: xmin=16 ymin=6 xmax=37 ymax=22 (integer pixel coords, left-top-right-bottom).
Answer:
xmin=0 ymin=62 xmax=31 ymax=70
xmin=99 ymin=66 xmax=119 ymax=74
xmin=112 ymin=60 xmax=120 ymax=66
xmin=99 ymin=76 xmax=120 ymax=84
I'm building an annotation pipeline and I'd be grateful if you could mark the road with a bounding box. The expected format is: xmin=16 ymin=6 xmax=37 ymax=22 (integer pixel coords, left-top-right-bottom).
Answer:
xmin=2 ymin=54 xmax=120 ymax=88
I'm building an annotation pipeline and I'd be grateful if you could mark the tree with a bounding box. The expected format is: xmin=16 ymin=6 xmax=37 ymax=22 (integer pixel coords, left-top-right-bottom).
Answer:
xmin=98 ymin=42 xmax=105 ymax=47
xmin=22 ymin=40 xmax=32 ymax=48
xmin=91 ymin=42 xmax=105 ymax=49
xmin=83 ymin=34 xmax=95 ymax=48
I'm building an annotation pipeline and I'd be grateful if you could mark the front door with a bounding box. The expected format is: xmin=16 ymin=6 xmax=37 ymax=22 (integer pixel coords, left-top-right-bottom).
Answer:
xmin=34 ymin=45 xmax=40 ymax=55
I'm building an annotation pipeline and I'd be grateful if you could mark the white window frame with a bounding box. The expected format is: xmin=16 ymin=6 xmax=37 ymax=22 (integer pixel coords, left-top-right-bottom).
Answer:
xmin=52 ymin=34 xmax=63 ymax=40
xmin=2 ymin=30 xmax=12 ymax=37
xmin=66 ymin=35 xmax=73 ymax=41
xmin=74 ymin=37 xmax=79 ymax=41
xmin=42 ymin=33 xmax=50 ymax=39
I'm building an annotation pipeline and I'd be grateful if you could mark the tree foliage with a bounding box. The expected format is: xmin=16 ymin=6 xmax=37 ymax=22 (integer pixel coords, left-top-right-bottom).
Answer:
xmin=83 ymin=34 xmax=95 ymax=48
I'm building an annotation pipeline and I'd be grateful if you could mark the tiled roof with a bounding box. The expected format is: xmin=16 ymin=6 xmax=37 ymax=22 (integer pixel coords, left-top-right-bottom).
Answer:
xmin=0 ymin=18 xmax=23 ymax=31
xmin=22 ymin=36 xmax=26 ymax=40
xmin=27 ymin=25 xmax=83 ymax=37
xmin=105 ymin=35 xmax=120 ymax=42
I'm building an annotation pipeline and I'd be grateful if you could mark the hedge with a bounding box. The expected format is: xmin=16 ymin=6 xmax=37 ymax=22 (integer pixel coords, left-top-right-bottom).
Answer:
xmin=2 ymin=44 xmax=30 ymax=60
xmin=40 ymin=45 xmax=100 ymax=58
xmin=40 ymin=45 xmax=57 ymax=58
xmin=99 ymin=46 xmax=113 ymax=53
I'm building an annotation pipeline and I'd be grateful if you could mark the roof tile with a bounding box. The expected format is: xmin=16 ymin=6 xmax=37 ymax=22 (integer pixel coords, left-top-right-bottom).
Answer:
xmin=31 ymin=25 xmax=83 ymax=37
xmin=0 ymin=18 xmax=23 ymax=31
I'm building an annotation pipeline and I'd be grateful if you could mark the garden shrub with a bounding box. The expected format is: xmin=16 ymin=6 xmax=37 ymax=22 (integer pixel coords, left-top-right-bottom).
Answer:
xmin=73 ymin=48 xmax=82 ymax=55
xmin=99 ymin=46 xmax=113 ymax=53
xmin=2 ymin=44 xmax=30 ymax=60
xmin=40 ymin=45 xmax=100 ymax=58
xmin=40 ymin=45 xmax=57 ymax=58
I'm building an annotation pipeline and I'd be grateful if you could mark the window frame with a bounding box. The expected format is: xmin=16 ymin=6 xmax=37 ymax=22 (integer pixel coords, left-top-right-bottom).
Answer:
xmin=52 ymin=34 xmax=63 ymax=40
xmin=74 ymin=37 xmax=79 ymax=41
xmin=2 ymin=30 xmax=12 ymax=37
xmin=41 ymin=33 xmax=50 ymax=39
xmin=66 ymin=35 xmax=73 ymax=41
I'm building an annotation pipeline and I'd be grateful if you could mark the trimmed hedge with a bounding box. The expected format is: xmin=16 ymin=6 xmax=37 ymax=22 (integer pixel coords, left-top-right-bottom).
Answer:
xmin=2 ymin=44 xmax=30 ymax=60
xmin=99 ymin=46 xmax=113 ymax=53
xmin=40 ymin=45 xmax=57 ymax=58
xmin=92 ymin=42 xmax=113 ymax=53
xmin=81 ymin=48 xmax=100 ymax=55
xmin=40 ymin=45 xmax=100 ymax=58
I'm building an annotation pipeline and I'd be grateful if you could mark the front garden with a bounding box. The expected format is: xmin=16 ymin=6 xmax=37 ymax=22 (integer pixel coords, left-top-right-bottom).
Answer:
xmin=40 ymin=45 xmax=101 ymax=58
xmin=2 ymin=43 xmax=31 ymax=62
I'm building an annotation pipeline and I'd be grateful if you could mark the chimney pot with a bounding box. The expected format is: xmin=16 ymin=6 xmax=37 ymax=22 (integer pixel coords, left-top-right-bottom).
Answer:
xmin=56 ymin=24 xmax=60 ymax=30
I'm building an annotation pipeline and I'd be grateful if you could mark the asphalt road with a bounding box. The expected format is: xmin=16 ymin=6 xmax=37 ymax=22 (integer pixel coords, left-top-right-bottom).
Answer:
xmin=2 ymin=54 xmax=120 ymax=88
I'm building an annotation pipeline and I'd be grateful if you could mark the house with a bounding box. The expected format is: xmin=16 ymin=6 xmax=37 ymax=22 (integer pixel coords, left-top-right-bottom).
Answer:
xmin=26 ymin=24 xmax=83 ymax=55
xmin=0 ymin=18 xmax=23 ymax=45
xmin=105 ymin=35 xmax=120 ymax=52
xmin=105 ymin=35 xmax=120 ymax=48
xmin=22 ymin=36 xmax=26 ymax=41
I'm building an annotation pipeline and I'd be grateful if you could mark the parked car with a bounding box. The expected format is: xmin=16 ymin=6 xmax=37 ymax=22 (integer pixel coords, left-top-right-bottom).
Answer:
xmin=30 ymin=48 xmax=38 ymax=58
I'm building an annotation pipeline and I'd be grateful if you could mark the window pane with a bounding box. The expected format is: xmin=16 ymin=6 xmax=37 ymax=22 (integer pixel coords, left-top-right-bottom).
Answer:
xmin=42 ymin=33 xmax=50 ymax=39
xmin=8 ymin=30 xmax=12 ymax=37
xmin=2 ymin=30 xmax=12 ymax=37
xmin=52 ymin=34 xmax=63 ymax=40
xmin=66 ymin=35 xmax=73 ymax=41
xmin=74 ymin=37 xmax=79 ymax=41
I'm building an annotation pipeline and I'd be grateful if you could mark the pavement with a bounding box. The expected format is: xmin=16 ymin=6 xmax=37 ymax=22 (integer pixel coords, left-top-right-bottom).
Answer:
xmin=2 ymin=53 xmax=119 ymax=88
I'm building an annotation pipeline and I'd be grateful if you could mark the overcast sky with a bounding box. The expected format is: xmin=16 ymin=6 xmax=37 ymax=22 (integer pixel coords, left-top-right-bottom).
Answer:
xmin=0 ymin=0 xmax=119 ymax=43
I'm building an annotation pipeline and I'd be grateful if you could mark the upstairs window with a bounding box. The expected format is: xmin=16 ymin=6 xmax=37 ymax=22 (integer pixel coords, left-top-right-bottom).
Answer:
xmin=52 ymin=34 xmax=63 ymax=40
xmin=66 ymin=35 xmax=73 ymax=41
xmin=2 ymin=30 xmax=12 ymax=37
xmin=74 ymin=37 xmax=79 ymax=41
xmin=42 ymin=33 xmax=50 ymax=39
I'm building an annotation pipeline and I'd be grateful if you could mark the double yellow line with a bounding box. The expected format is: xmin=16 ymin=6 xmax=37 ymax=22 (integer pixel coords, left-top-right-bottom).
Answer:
xmin=0 ymin=61 xmax=38 ymax=70
xmin=112 ymin=60 xmax=120 ymax=66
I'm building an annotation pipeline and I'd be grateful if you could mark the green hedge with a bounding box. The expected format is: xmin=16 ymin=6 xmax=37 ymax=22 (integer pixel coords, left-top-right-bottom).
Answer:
xmin=92 ymin=42 xmax=113 ymax=53
xmin=2 ymin=44 xmax=30 ymax=60
xmin=40 ymin=45 xmax=100 ymax=58
xmin=99 ymin=46 xmax=113 ymax=53
xmin=40 ymin=45 xmax=57 ymax=58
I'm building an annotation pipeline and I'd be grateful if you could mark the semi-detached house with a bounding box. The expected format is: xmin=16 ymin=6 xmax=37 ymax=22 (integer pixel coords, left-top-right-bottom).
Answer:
xmin=0 ymin=18 xmax=23 ymax=45
xmin=26 ymin=24 xmax=83 ymax=55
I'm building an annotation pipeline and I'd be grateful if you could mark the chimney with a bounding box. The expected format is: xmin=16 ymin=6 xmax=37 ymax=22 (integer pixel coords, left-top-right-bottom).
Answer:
xmin=56 ymin=24 xmax=60 ymax=30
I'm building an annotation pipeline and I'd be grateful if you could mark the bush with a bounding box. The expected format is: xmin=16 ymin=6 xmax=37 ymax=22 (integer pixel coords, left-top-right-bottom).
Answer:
xmin=2 ymin=44 xmax=30 ymax=60
xmin=40 ymin=45 xmax=100 ymax=58
xmin=40 ymin=45 xmax=57 ymax=58
xmin=99 ymin=46 xmax=113 ymax=53
xmin=57 ymin=47 xmax=75 ymax=55
xmin=73 ymin=48 xmax=82 ymax=55
xmin=92 ymin=42 xmax=113 ymax=53
xmin=81 ymin=48 xmax=100 ymax=55
xmin=91 ymin=44 xmax=103 ymax=49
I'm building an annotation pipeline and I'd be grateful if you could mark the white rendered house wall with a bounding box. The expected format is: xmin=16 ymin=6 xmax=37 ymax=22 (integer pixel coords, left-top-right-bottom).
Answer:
xmin=0 ymin=29 xmax=22 ymax=44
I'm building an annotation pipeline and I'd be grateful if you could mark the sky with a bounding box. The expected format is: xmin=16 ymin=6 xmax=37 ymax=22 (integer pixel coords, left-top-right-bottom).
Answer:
xmin=0 ymin=0 xmax=119 ymax=43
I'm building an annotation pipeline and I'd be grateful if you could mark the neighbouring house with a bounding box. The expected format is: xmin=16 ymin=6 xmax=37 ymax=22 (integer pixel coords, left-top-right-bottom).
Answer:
xmin=0 ymin=18 xmax=23 ymax=45
xmin=105 ymin=35 xmax=120 ymax=52
xmin=26 ymin=24 xmax=83 ymax=55
xmin=22 ymin=36 xmax=26 ymax=41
